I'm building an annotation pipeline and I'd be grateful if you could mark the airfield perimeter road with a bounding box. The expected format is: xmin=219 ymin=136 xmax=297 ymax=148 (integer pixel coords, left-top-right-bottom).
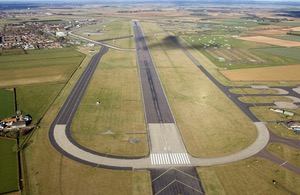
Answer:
xmin=49 ymin=21 xmax=294 ymax=177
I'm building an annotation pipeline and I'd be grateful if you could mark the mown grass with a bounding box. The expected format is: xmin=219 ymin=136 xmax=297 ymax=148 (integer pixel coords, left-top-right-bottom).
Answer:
xmin=23 ymin=49 xmax=151 ymax=195
xmin=268 ymin=143 xmax=300 ymax=167
xmin=0 ymin=138 xmax=18 ymax=194
xmin=229 ymin=88 xmax=278 ymax=94
xmin=250 ymin=106 xmax=300 ymax=122
xmin=142 ymin=22 xmax=257 ymax=158
xmin=0 ymin=89 xmax=15 ymax=119
xmin=197 ymin=158 xmax=300 ymax=194
xmin=267 ymin=123 xmax=300 ymax=140
xmin=71 ymin=47 xmax=147 ymax=157
xmin=239 ymin=96 xmax=292 ymax=104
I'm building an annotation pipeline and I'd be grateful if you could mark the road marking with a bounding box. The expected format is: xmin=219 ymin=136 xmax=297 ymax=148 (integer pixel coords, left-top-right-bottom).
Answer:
xmin=150 ymin=153 xmax=190 ymax=165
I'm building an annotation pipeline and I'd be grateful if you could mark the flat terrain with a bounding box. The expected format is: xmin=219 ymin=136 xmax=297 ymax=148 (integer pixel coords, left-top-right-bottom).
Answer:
xmin=268 ymin=143 xmax=300 ymax=168
xmin=0 ymin=89 xmax=15 ymax=119
xmin=0 ymin=48 xmax=85 ymax=87
xmin=197 ymin=157 xmax=300 ymax=194
xmin=23 ymin=50 xmax=152 ymax=194
xmin=71 ymin=48 xmax=148 ymax=156
xmin=238 ymin=36 xmax=300 ymax=47
xmin=141 ymin=22 xmax=257 ymax=158
xmin=0 ymin=138 xmax=18 ymax=194
xmin=220 ymin=64 xmax=300 ymax=81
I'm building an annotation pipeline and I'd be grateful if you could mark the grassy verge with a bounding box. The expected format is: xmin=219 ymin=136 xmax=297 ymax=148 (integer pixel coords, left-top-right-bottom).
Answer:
xmin=142 ymin=22 xmax=257 ymax=158
xmin=0 ymin=89 xmax=15 ymax=119
xmin=197 ymin=158 xmax=300 ymax=194
xmin=267 ymin=123 xmax=300 ymax=140
xmin=268 ymin=143 xmax=300 ymax=167
xmin=0 ymin=138 xmax=18 ymax=194
xmin=250 ymin=106 xmax=300 ymax=122
xmin=230 ymin=88 xmax=278 ymax=95
xmin=238 ymin=96 xmax=292 ymax=104
xmin=71 ymin=47 xmax=147 ymax=157
xmin=23 ymin=48 xmax=151 ymax=194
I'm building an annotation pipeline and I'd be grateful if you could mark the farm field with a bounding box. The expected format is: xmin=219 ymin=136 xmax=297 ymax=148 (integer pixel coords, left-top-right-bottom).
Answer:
xmin=270 ymin=35 xmax=300 ymax=42
xmin=238 ymin=36 xmax=300 ymax=47
xmin=0 ymin=138 xmax=18 ymax=194
xmin=268 ymin=143 xmax=300 ymax=167
xmin=197 ymin=157 xmax=300 ymax=194
xmin=71 ymin=48 xmax=147 ymax=157
xmin=255 ymin=47 xmax=300 ymax=60
xmin=220 ymin=64 xmax=300 ymax=81
xmin=182 ymin=35 xmax=299 ymax=69
xmin=143 ymin=22 xmax=257 ymax=158
xmin=16 ymin=84 xmax=65 ymax=124
xmin=0 ymin=89 xmax=15 ymax=119
xmin=0 ymin=48 xmax=85 ymax=87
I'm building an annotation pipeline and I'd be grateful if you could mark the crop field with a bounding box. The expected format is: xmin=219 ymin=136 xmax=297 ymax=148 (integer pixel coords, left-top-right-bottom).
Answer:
xmin=255 ymin=47 xmax=300 ymax=60
xmin=143 ymin=22 xmax=257 ymax=157
xmin=220 ymin=64 xmax=300 ymax=81
xmin=16 ymin=84 xmax=65 ymax=124
xmin=204 ymin=48 xmax=266 ymax=64
xmin=0 ymin=138 xmax=18 ymax=194
xmin=271 ymin=35 xmax=300 ymax=42
xmin=268 ymin=143 xmax=300 ymax=167
xmin=0 ymin=48 xmax=85 ymax=87
xmin=238 ymin=36 xmax=300 ymax=47
xmin=181 ymin=34 xmax=300 ymax=69
xmin=197 ymin=157 xmax=300 ymax=194
xmin=71 ymin=48 xmax=147 ymax=157
xmin=0 ymin=89 xmax=15 ymax=119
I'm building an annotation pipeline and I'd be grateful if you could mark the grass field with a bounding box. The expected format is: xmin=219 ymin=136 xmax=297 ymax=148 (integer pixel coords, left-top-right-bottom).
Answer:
xmin=23 ymin=50 xmax=151 ymax=195
xmin=255 ymin=47 xmax=300 ymax=60
xmin=0 ymin=48 xmax=85 ymax=87
xmin=239 ymin=36 xmax=300 ymax=47
xmin=197 ymin=157 xmax=300 ymax=194
xmin=268 ymin=143 xmax=300 ymax=167
xmin=142 ymin=22 xmax=257 ymax=158
xmin=70 ymin=47 xmax=147 ymax=157
xmin=16 ymin=84 xmax=65 ymax=124
xmin=229 ymin=88 xmax=278 ymax=94
xmin=239 ymin=96 xmax=292 ymax=104
xmin=0 ymin=138 xmax=18 ymax=194
xmin=250 ymin=106 xmax=300 ymax=122
xmin=271 ymin=35 xmax=300 ymax=42
xmin=74 ymin=19 xmax=133 ymax=48
xmin=267 ymin=123 xmax=300 ymax=140
xmin=0 ymin=89 xmax=15 ymax=119
xmin=220 ymin=64 xmax=300 ymax=81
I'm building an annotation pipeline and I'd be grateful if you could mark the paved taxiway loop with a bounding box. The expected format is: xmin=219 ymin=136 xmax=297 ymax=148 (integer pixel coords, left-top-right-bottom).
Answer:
xmin=48 ymin=21 xmax=274 ymax=170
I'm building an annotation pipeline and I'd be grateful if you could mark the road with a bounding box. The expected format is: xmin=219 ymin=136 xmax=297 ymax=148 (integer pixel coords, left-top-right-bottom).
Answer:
xmin=49 ymin=21 xmax=299 ymax=174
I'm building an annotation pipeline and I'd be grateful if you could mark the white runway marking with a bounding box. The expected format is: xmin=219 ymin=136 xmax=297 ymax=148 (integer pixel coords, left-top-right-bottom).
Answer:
xmin=150 ymin=153 xmax=190 ymax=165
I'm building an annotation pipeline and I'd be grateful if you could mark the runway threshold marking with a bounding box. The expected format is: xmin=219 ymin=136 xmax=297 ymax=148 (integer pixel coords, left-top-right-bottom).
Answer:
xmin=150 ymin=153 xmax=190 ymax=165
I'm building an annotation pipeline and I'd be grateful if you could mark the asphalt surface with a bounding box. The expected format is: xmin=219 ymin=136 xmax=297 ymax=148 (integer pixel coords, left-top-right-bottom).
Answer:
xmin=151 ymin=167 xmax=205 ymax=195
xmin=133 ymin=21 xmax=174 ymax=124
